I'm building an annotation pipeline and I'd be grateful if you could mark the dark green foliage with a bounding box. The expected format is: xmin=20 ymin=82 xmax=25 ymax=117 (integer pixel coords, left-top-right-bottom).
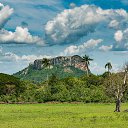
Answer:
xmin=101 ymin=72 xmax=110 ymax=78
xmin=14 ymin=65 xmax=86 ymax=83
xmin=0 ymin=73 xmax=25 ymax=95
xmin=81 ymin=74 xmax=104 ymax=87
xmin=0 ymin=72 xmax=127 ymax=103
xmin=31 ymin=74 xmax=111 ymax=103
xmin=0 ymin=73 xmax=26 ymax=103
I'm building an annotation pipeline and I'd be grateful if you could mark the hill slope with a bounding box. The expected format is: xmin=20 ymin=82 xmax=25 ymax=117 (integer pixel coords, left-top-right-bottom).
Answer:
xmin=14 ymin=65 xmax=86 ymax=83
xmin=0 ymin=73 xmax=20 ymax=84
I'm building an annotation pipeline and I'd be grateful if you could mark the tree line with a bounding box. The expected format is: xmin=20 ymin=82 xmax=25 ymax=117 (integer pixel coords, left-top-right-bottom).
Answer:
xmin=0 ymin=54 xmax=127 ymax=112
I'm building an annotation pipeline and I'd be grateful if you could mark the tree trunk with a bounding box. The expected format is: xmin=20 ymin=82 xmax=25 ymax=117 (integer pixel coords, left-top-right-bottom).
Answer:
xmin=108 ymin=68 xmax=110 ymax=76
xmin=86 ymin=62 xmax=89 ymax=77
xmin=114 ymin=99 xmax=121 ymax=112
xmin=86 ymin=69 xmax=89 ymax=77
xmin=47 ymin=67 xmax=50 ymax=81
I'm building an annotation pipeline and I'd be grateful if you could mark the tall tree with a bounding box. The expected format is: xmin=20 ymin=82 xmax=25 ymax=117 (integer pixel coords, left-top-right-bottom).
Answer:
xmin=104 ymin=63 xmax=128 ymax=112
xmin=82 ymin=55 xmax=93 ymax=77
xmin=42 ymin=58 xmax=51 ymax=80
xmin=105 ymin=62 xmax=112 ymax=76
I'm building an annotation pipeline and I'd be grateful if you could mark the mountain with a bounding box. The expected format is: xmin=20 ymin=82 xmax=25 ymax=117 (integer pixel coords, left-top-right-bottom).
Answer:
xmin=14 ymin=55 xmax=87 ymax=83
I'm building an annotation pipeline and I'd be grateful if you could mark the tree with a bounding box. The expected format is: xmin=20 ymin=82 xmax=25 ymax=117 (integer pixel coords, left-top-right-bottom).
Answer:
xmin=42 ymin=58 xmax=51 ymax=80
xmin=104 ymin=63 xmax=128 ymax=112
xmin=105 ymin=62 xmax=112 ymax=76
xmin=82 ymin=55 xmax=93 ymax=76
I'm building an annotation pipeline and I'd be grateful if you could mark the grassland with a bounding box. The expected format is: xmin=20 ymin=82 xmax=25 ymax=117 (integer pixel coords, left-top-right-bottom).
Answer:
xmin=0 ymin=103 xmax=128 ymax=128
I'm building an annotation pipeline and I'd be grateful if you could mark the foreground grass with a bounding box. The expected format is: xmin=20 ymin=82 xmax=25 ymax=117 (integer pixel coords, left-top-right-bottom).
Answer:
xmin=0 ymin=103 xmax=128 ymax=128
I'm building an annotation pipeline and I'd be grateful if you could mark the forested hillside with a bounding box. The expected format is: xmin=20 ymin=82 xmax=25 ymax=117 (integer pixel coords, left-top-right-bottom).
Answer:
xmin=14 ymin=65 xmax=86 ymax=83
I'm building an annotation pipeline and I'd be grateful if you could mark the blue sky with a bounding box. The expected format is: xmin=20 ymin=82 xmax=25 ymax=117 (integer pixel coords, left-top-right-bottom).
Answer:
xmin=0 ymin=0 xmax=127 ymax=74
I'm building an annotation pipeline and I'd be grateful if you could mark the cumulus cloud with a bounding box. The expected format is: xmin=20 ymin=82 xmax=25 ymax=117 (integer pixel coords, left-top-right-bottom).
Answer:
xmin=113 ymin=29 xmax=128 ymax=50
xmin=0 ymin=3 xmax=45 ymax=45
xmin=69 ymin=3 xmax=76 ymax=8
xmin=20 ymin=55 xmax=51 ymax=62
xmin=0 ymin=47 xmax=51 ymax=62
xmin=109 ymin=20 xmax=119 ymax=29
xmin=0 ymin=26 xmax=45 ymax=45
xmin=62 ymin=39 xmax=103 ymax=55
xmin=0 ymin=3 xmax=13 ymax=28
xmin=44 ymin=4 xmax=128 ymax=47
xmin=99 ymin=45 xmax=113 ymax=51
xmin=114 ymin=30 xmax=123 ymax=42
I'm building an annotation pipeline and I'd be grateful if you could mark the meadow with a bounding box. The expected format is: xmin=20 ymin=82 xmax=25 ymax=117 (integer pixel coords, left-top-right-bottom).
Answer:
xmin=0 ymin=103 xmax=128 ymax=128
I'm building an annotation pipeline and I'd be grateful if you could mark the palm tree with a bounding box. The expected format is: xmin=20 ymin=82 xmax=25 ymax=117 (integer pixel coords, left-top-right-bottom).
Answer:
xmin=105 ymin=62 xmax=112 ymax=76
xmin=42 ymin=58 xmax=51 ymax=80
xmin=82 ymin=55 xmax=93 ymax=77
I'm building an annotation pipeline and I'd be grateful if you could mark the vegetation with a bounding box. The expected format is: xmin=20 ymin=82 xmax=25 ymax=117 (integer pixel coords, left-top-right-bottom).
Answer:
xmin=0 ymin=73 xmax=25 ymax=102
xmin=42 ymin=58 xmax=51 ymax=80
xmin=82 ymin=54 xmax=93 ymax=76
xmin=0 ymin=73 xmax=107 ymax=103
xmin=105 ymin=62 xmax=112 ymax=76
xmin=104 ymin=64 xmax=128 ymax=112
xmin=1 ymin=103 xmax=128 ymax=128
xmin=0 ymin=55 xmax=128 ymax=113
xmin=14 ymin=65 xmax=86 ymax=83
xmin=0 ymin=71 xmax=128 ymax=109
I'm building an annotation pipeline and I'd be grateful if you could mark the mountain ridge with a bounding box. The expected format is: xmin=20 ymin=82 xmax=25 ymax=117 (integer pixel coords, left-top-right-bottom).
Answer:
xmin=33 ymin=55 xmax=87 ymax=71
xmin=14 ymin=55 xmax=87 ymax=83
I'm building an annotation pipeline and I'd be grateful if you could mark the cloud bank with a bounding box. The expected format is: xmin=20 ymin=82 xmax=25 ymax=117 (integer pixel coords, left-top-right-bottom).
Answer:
xmin=44 ymin=4 xmax=128 ymax=51
xmin=62 ymin=39 xmax=103 ymax=55
xmin=0 ymin=3 xmax=44 ymax=45
xmin=113 ymin=29 xmax=128 ymax=51
xmin=0 ymin=47 xmax=51 ymax=63
xmin=0 ymin=26 xmax=44 ymax=45
xmin=0 ymin=3 xmax=13 ymax=28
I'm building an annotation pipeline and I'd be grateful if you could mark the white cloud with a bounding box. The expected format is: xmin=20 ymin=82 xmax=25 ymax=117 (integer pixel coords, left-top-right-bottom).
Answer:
xmin=0 ymin=3 xmax=45 ymax=45
xmin=20 ymin=55 xmax=51 ymax=62
xmin=99 ymin=45 xmax=113 ymax=51
xmin=44 ymin=4 xmax=128 ymax=46
xmin=0 ymin=47 xmax=51 ymax=63
xmin=109 ymin=20 xmax=119 ymax=29
xmin=0 ymin=26 xmax=45 ymax=45
xmin=113 ymin=29 xmax=128 ymax=50
xmin=0 ymin=3 xmax=4 ymax=8
xmin=0 ymin=3 xmax=13 ymax=28
xmin=70 ymin=3 xmax=76 ymax=8
xmin=114 ymin=30 xmax=123 ymax=42
xmin=62 ymin=39 xmax=103 ymax=55
xmin=63 ymin=45 xmax=79 ymax=55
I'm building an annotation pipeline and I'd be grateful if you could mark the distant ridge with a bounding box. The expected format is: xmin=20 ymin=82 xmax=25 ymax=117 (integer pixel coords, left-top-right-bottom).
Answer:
xmin=14 ymin=55 xmax=87 ymax=83
xmin=33 ymin=55 xmax=87 ymax=71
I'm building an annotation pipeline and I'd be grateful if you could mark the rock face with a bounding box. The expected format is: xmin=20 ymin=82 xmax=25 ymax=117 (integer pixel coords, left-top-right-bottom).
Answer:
xmin=33 ymin=55 xmax=87 ymax=71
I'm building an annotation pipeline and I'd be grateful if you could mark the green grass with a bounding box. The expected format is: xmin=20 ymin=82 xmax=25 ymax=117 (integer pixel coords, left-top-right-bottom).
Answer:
xmin=0 ymin=103 xmax=128 ymax=128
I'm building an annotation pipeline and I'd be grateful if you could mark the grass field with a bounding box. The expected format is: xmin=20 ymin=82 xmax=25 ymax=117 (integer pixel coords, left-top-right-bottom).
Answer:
xmin=0 ymin=103 xmax=128 ymax=128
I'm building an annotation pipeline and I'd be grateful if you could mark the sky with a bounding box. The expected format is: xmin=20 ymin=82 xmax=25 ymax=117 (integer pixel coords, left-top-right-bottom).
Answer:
xmin=0 ymin=0 xmax=127 ymax=74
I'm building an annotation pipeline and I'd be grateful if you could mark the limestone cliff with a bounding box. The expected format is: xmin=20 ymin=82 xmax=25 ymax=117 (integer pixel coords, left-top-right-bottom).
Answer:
xmin=33 ymin=55 xmax=87 ymax=71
